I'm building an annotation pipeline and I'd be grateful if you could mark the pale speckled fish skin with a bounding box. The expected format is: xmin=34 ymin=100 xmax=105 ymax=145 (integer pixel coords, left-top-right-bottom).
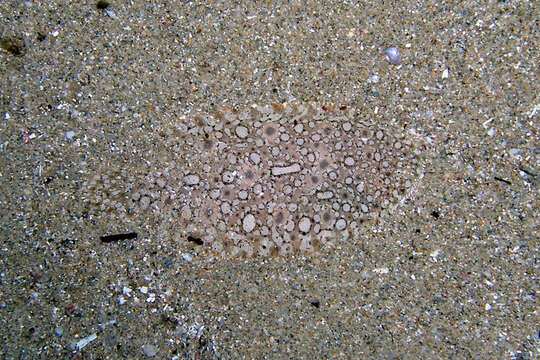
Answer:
xmin=82 ymin=103 xmax=426 ymax=258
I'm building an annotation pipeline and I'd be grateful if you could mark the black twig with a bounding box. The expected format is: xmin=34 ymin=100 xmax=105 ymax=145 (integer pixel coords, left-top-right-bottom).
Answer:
xmin=187 ymin=235 xmax=204 ymax=245
xmin=494 ymin=176 xmax=512 ymax=185
xmin=100 ymin=232 xmax=138 ymax=243
xmin=519 ymin=167 xmax=537 ymax=177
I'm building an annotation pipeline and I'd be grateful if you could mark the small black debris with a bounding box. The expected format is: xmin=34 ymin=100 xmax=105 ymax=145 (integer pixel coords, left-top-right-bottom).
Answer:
xmin=187 ymin=235 xmax=203 ymax=245
xmin=494 ymin=176 xmax=511 ymax=185
xmin=163 ymin=259 xmax=174 ymax=268
xmin=0 ymin=36 xmax=24 ymax=56
xmin=61 ymin=238 xmax=76 ymax=248
xmin=100 ymin=232 xmax=137 ymax=243
xmin=519 ymin=167 xmax=536 ymax=177
xmin=310 ymin=300 xmax=320 ymax=308
xmin=96 ymin=0 xmax=110 ymax=10
xmin=431 ymin=210 xmax=440 ymax=219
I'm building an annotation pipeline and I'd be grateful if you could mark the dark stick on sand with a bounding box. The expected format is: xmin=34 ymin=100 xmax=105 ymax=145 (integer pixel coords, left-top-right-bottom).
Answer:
xmin=100 ymin=232 xmax=138 ymax=243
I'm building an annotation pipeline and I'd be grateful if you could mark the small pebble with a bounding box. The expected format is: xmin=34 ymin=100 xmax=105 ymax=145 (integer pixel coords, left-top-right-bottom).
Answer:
xmin=183 ymin=174 xmax=200 ymax=185
xmin=181 ymin=206 xmax=192 ymax=220
xmin=54 ymin=326 xmax=64 ymax=336
xmin=367 ymin=74 xmax=380 ymax=83
xmin=442 ymin=68 xmax=449 ymax=79
xmin=384 ymin=46 xmax=402 ymax=64
xmin=142 ymin=344 xmax=158 ymax=357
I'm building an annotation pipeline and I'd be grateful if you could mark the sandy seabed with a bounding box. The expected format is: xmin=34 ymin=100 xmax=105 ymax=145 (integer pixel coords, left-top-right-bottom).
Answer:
xmin=0 ymin=1 xmax=538 ymax=358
